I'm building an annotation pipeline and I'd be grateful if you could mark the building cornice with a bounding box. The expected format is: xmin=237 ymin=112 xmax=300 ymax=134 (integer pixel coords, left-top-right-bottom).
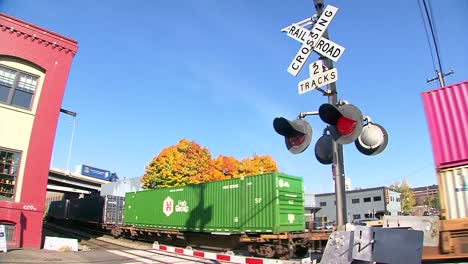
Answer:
xmin=0 ymin=13 xmax=78 ymax=56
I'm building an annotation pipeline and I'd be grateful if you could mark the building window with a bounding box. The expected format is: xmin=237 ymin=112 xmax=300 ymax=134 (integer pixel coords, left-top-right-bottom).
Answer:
xmin=319 ymin=202 xmax=326 ymax=207
xmin=396 ymin=198 xmax=400 ymax=202
xmin=353 ymin=214 xmax=361 ymax=220
xmin=373 ymin=196 xmax=382 ymax=201
xmin=0 ymin=148 xmax=21 ymax=199
xmin=352 ymin=198 xmax=360 ymax=204
xmin=0 ymin=65 xmax=38 ymax=109
xmin=363 ymin=197 xmax=371 ymax=203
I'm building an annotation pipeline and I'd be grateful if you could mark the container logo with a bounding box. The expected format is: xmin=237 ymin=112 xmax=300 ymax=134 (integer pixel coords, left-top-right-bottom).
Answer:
xmin=278 ymin=179 xmax=290 ymax=188
xmin=223 ymin=184 xmax=239 ymax=190
xmin=455 ymin=174 xmax=467 ymax=192
xmin=288 ymin=214 xmax=295 ymax=223
xmin=163 ymin=196 xmax=174 ymax=216
xmin=175 ymin=200 xmax=189 ymax=213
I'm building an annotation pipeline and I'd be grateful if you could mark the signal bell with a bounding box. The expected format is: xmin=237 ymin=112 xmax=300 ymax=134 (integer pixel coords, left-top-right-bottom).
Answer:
xmin=318 ymin=103 xmax=363 ymax=144
xmin=273 ymin=117 xmax=312 ymax=154
xmin=355 ymin=121 xmax=388 ymax=156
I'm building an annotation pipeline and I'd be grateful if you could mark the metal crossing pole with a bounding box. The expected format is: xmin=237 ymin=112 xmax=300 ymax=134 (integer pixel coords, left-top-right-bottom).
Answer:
xmin=313 ymin=0 xmax=348 ymax=228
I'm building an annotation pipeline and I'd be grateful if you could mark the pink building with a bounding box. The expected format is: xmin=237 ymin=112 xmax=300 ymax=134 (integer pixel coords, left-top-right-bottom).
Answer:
xmin=0 ymin=13 xmax=78 ymax=248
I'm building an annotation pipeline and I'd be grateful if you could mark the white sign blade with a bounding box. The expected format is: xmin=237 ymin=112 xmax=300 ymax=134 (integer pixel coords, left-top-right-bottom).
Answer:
xmin=306 ymin=5 xmax=339 ymax=49
xmin=313 ymin=37 xmax=346 ymax=62
xmin=286 ymin=24 xmax=312 ymax=44
xmin=298 ymin=68 xmax=338 ymax=95
xmin=309 ymin=60 xmax=324 ymax=76
xmin=287 ymin=5 xmax=339 ymax=76
xmin=287 ymin=43 xmax=314 ymax=76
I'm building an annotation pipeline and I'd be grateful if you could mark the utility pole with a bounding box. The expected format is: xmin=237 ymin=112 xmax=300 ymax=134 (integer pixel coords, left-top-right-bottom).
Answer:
xmin=313 ymin=0 xmax=348 ymax=228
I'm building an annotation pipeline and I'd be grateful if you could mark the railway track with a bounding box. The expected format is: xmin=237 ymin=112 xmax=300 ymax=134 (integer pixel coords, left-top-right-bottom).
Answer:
xmin=42 ymin=222 xmax=223 ymax=263
xmin=43 ymin=222 xmax=313 ymax=263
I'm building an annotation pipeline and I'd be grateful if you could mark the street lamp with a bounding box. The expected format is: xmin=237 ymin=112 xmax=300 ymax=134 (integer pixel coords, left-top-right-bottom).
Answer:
xmin=60 ymin=108 xmax=77 ymax=173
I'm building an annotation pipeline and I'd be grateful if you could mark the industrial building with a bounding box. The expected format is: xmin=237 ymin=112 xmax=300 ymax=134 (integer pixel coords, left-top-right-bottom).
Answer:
xmin=412 ymin=184 xmax=439 ymax=206
xmin=314 ymin=187 xmax=401 ymax=223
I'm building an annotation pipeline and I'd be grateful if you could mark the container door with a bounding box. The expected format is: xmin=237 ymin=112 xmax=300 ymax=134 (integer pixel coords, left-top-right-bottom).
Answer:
xmin=242 ymin=173 xmax=276 ymax=233
xmin=275 ymin=174 xmax=305 ymax=232
xmin=202 ymin=178 xmax=242 ymax=233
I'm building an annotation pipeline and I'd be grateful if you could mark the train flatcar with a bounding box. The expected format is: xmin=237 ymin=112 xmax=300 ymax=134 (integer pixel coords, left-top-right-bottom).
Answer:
xmin=47 ymin=195 xmax=124 ymax=226
xmin=118 ymin=172 xmax=309 ymax=258
xmin=47 ymin=173 xmax=311 ymax=259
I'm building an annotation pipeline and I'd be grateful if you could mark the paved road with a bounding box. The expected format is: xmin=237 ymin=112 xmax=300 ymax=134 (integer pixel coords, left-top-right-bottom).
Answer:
xmin=0 ymin=248 xmax=220 ymax=264
xmin=105 ymin=248 xmax=220 ymax=264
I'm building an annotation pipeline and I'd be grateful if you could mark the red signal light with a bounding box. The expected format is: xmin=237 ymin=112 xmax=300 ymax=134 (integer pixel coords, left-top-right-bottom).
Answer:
xmin=287 ymin=135 xmax=305 ymax=147
xmin=336 ymin=116 xmax=356 ymax=136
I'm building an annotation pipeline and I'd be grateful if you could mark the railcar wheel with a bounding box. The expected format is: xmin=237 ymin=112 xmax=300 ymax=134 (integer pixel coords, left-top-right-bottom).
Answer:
xmin=294 ymin=245 xmax=309 ymax=258
xmin=111 ymin=226 xmax=123 ymax=238
xmin=247 ymin=244 xmax=275 ymax=258
xmin=275 ymin=244 xmax=294 ymax=260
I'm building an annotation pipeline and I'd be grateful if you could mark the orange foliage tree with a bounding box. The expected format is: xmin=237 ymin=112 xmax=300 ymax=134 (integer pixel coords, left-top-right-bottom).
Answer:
xmin=142 ymin=139 xmax=279 ymax=189
xmin=141 ymin=139 xmax=212 ymax=189
xmin=211 ymin=155 xmax=239 ymax=180
xmin=237 ymin=153 xmax=278 ymax=177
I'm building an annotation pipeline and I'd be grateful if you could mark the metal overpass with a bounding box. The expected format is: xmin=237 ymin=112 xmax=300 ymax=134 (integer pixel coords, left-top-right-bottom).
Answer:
xmin=47 ymin=167 xmax=110 ymax=198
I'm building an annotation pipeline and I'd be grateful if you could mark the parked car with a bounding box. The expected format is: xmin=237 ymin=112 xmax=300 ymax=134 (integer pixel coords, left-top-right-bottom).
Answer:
xmin=423 ymin=211 xmax=432 ymax=216
xmin=313 ymin=221 xmax=334 ymax=230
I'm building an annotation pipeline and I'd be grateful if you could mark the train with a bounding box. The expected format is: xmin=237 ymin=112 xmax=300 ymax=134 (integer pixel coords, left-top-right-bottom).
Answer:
xmin=47 ymin=172 xmax=314 ymax=259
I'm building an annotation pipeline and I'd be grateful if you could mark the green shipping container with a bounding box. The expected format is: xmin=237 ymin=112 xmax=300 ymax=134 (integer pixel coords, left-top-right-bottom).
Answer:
xmin=124 ymin=172 xmax=305 ymax=234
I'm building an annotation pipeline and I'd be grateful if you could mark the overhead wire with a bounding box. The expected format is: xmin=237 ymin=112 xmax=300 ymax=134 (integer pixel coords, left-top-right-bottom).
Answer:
xmin=422 ymin=0 xmax=444 ymax=75
xmin=417 ymin=0 xmax=437 ymax=72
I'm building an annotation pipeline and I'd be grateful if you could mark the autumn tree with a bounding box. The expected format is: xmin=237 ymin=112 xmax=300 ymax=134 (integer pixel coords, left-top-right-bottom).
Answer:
xmin=211 ymin=155 xmax=239 ymax=180
xmin=237 ymin=153 xmax=278 ymax=177
xmin=142 ymin=139 xmax=279 ymax=189
xmin=141 ymin=139 xmax=212 ymax=189
xmin=390 ymin=180 xmax=415 ymax=213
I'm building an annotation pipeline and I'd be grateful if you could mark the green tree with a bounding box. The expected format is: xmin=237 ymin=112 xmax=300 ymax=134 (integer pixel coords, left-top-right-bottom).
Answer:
xmin=390 ymin=180 xmax=415 ymax=213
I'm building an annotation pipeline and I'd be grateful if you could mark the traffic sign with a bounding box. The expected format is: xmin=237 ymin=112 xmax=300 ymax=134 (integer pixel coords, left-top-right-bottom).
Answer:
xmin=298 ymin=67 xmax=338 ymax=95
xmin=286 ymin=24 xmax=345 ymax=63
xmin=313 ymin=36 xmax=345 ymax=62
xmin=0 ymin=225 xmax=7 ymax=252
xmin=287 ymin=5 xmax=339 ymax=76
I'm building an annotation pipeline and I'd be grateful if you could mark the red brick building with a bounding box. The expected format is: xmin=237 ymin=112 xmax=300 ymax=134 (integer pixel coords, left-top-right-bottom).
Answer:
xmin=0 ymin=13 xmax=78 ymax=248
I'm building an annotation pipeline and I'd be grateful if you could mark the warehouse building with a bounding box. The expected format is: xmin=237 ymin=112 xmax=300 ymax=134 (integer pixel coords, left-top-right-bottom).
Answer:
xmin=315 ymin=187 xmax=401 ymax=223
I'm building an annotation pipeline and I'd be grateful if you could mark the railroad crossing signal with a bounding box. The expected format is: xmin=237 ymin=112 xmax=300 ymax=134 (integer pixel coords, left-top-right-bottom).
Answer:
xmin=315 ymin=128 xmax=333 ymax=164
xmin=319 ymin=103 xmax=364 ymax=145
xmin=273 ymin=117 xmax=312 ymax=154
xmin=355 ymin=120 xmax=388 ymax=156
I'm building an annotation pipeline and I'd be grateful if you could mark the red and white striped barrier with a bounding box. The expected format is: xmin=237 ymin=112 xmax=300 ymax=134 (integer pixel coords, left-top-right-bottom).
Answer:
xmin=152 ymin=242 xmax=313 ymax=264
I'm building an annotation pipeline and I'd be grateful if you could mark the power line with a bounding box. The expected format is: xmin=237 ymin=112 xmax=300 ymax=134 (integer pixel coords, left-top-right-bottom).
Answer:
xmin=422 ymin=0 xmax=444 ymax=75
xmin=417 ymin=0 xmax=437 ymax=72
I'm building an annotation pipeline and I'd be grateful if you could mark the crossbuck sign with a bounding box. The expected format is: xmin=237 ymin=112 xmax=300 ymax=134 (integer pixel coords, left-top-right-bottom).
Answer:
xmin=285 ymin=5 xmax=345 ymax=77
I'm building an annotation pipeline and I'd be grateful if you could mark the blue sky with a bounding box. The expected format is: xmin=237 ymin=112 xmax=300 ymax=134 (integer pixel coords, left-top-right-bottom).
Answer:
xmin=2 ymin=0 xmax=467 ymax=193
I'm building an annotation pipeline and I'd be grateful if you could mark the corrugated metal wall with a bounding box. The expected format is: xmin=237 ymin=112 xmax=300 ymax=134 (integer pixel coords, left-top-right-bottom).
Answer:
xmin=124 ymin=173 xmax=305 ymax=233
xmin=421 ymin=81 xmax=468 ymax=169
xmin=437 ymin=165 xmax=468 ymax=219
